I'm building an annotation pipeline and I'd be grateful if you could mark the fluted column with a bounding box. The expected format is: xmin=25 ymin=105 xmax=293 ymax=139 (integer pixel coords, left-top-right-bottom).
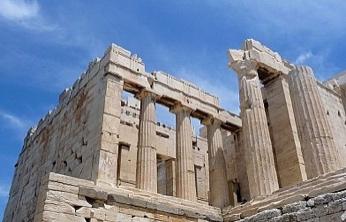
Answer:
xmin=233 ymin=60 xmax=279 ymax=198
xmin=205 ymin=117 xmax=230 ymax=208
xmin=172 ymin=104 xmax=197 ymax=201
xmin=136 ymin=90 xmax=157 ymax=193
xmin=288 ymin=65 xmax=341 ymax=178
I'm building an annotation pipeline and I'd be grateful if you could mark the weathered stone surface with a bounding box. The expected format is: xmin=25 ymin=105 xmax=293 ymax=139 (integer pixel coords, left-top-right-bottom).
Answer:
xmin=136 ymin=90 xmax=158 ymax=193
xmin=205 ymin=118 xmax=230 ymax=208
xmin=33 ymin=173 xmax=222 ymax=222
xmin=288 ymin=65 xmax=342 ymax=178
xmin=263 ymin=76 xmax=307 ymax=187
xmin=4 ymin=39 xmax=346 ymax=222
xmin=281 ymin=201 xmax=307 ymax=214
xmin=229 ymin=58 xmax=279 ymax=198
xmin=172 ymin=104 xmax=197 ymax=201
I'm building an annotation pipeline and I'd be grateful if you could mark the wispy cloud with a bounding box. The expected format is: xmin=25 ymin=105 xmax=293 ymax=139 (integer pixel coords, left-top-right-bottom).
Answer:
xmin=0 ymin=110 xmax=31 ymax=139
xmin=0 ymin=0 xmax=39 ymax=21
xmin=0 ymin=184 xmax=9 ymax=197
xmin=293 ymin=50 xmax=340 ymax=80
xmin=295 ymin=51 xmax=313 ymax=64
xmin=0 ymin=0 xmax=56 ymax=31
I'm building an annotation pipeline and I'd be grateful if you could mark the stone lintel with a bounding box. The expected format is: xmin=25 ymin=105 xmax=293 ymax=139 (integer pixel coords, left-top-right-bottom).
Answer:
xmin=218 ymin=110 xmax=242 ymax=129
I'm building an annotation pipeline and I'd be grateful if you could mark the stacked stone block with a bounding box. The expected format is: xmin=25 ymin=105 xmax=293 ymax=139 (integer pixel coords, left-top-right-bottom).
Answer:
xmin=227 ymin=190 xmax=346 ymax=222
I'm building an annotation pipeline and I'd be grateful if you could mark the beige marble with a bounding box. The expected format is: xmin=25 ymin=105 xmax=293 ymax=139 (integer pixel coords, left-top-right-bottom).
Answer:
xmin=288 ymin=65 xmax=342 ymax=178
xmin=205 ymin=117 xmax=230 ymax=208
xmin=136 ymin=90 xmax=158 ymax=192
xmin=172 ymin=104 xmax=197 ymax=201
xmin=4 ymin=39 xmax=346 ymax=222
xmin=229 ymin=59 xmax=279 ymax=198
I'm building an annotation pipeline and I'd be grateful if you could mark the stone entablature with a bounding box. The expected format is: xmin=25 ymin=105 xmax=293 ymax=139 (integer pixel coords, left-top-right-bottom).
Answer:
xmin=104 ymin=43 xmax=241 ymax=129
xmin=229 ymin=39 xmax=291 ymax=78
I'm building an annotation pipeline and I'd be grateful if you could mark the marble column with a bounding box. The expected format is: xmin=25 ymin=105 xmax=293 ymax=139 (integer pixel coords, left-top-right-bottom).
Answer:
xmin=172 ymin=104 xmax=197 ymax=201
xmin=205 ymin=117 xmax=230 ymax=208
xmin=136 ymin=90 xmax=157 ymax=193
xmin=288 ymin=65 xmax=341 ymax=178
xmin=234 ymin=60 xmax=279 ymax=198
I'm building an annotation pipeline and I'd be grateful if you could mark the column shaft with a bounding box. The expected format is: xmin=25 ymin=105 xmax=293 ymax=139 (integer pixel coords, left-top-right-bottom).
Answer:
xmin=239 ymin=66 xmax=279 ymax=198
xmin=136 ymin=91 xmax=157 ymax=192
xmin=288 ymin=66 xmax=341 ymax=178
xmin=175 ymin=106 xmax=197 ymax=201
xmin=207 ymin=119 xmax=230 ymax=208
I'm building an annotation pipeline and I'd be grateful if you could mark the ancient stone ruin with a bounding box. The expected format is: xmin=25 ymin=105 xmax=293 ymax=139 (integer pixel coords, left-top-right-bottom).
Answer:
xmin=3 ymin=39 xmax=346 ymax=222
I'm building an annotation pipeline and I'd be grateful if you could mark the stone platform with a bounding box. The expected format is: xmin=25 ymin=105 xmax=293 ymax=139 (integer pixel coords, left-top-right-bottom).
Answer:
xmin=33 ymin=173 xmax=222 ymax=222
xmin=223 ymin=168 xmax=346 ymax=221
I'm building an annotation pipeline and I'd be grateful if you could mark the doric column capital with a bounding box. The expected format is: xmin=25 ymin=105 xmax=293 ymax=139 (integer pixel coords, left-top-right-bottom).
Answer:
xmin=231 ymin=60 xmax=258 ymax=79
xmin=136 ymin=89 xmax=159 ymax=101
xmin=170 ymin=103 xmax=193 ymax=115
xmin=202 ymin=116 xmax=222 ymax=127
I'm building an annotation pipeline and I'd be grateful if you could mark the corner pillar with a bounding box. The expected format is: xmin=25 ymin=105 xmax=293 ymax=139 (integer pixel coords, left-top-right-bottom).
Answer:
xmin=96 ymin=74 xmax=123 ymax=187
xmin=264 ymin=76 xmax=307 ymax=187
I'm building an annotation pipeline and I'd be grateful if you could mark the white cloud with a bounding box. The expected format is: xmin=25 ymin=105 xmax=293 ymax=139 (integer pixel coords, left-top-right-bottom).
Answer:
xmin=0 ymin=110 xmax=29 ymax=130
xmin=0 ymin=0 xmax=55 ymax=31
xmin=0 ymin=184 xmax=9 ymax=197
xmin=0 ymin=0 xmax=39 ymax=21
xmin=291 ymin=49 xmax=340 ymax=80
xmin=295 ymin=51 xmax=313 ymax=64
xmin=0 ymin=110 xmax=33 ymax=141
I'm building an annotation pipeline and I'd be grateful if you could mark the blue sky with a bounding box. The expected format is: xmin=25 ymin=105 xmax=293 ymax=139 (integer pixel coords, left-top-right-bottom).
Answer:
xmin=1 ymin=0 xmax=346 ymax=218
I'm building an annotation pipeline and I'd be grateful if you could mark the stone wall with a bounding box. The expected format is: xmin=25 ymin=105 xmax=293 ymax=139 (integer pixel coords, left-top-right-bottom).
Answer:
xmin=3 ymin=57 xmax=108 ymax=222
xmin=223 ymin=168 xmax=346 ymax=222
xmin=226 ymin=190 xmax=346 ymax=222
xmin=34 ymin=172 xmax=222 ymax=222
xmin=318 ymin=83 xmax=346 ymax=165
